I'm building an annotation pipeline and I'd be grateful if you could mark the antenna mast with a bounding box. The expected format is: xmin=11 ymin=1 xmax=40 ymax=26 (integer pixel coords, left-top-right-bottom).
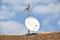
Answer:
xmin=23 ymin=3 xmax=30 ymax=34
xmin=24 ymin=3 xmax=40 ymax=35
xmin=27 ymin=3 xmax=30 ymax=34
xmin=27 ymin=3 xmax=30 ymax=16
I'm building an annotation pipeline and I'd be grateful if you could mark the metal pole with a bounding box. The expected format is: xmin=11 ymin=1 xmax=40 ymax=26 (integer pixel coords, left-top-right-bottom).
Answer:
xmin=27 ymin=3 xmax=30 ymax=34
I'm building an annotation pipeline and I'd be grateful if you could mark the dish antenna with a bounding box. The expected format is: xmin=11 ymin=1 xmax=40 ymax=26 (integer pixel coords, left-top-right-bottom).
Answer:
xmin=25 ymin=16 xmax=40 ymax=31
xmin=23 ymin=3 xmax=40 ymax=34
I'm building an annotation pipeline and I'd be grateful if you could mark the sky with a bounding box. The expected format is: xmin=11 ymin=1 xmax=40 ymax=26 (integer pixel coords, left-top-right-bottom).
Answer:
xmin=0 ymin=0 xmax=60 ymax=34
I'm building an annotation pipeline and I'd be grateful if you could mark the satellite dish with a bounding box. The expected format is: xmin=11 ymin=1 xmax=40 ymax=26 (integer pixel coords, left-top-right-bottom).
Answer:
xmin=25 ymin=16 xmax=40 ymax=31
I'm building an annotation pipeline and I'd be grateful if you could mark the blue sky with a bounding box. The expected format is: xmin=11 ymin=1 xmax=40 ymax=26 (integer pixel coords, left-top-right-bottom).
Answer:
xmin=0 ymin=0 xmax=60 ymax=34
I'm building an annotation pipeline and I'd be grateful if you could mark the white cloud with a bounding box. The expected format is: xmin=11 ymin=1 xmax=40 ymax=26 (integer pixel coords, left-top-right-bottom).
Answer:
xmin=32 ymin=3 xmax=60 ymax=26
xmin=2 ymin=0 xmax=58 ymax=3
xmin=1 ymin=0 xmax=59 ymax=13
xmin=2 ymin=0 xmax=59 ymax=6
xmin=1 ymin=0 xmax=23 ymax=10
xmin=42 ymin=18 xmax=56 ymax=32
xmin=42 ymin=19 xmax=50 ymax=25
xmin=2 ymin=0 xmax=20 ymax=3
xmin=33 ymin=3 xmax=60 ymax=13
xmin=0 ymin=5 xmax=16 ymax=19
xmin=23 ymin=0 xmax=58 ymax=4
xmin=42 ymin=0 xmax=58 ymax=4
xmin=0 ymin=0 xmax=25 ymax=20
xmin=1 ymin=0 xmax=41 ymax=5
xmin=57 ymin=20 xmax=60 ymax=26
xmin=23 ymin=0 xmax=41 ymax=4
xmin=47 ymin=26 xmax=56 ymax=31
xmin=0 ymin=21 xmax=27 ymax=34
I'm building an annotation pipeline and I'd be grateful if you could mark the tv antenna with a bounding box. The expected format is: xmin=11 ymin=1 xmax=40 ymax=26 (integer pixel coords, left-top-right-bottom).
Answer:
xmin=23 ymin=3 xmax=40 ymax=35
xmin=23 ymin=3 xmax=30 ymax=34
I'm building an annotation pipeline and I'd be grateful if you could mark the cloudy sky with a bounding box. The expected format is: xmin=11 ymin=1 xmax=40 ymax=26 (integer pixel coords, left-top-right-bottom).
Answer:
xmin=0 ymin=0 xmax=60 ymax=34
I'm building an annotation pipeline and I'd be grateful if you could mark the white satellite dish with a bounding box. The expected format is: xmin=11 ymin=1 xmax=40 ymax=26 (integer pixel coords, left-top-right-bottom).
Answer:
xmin=25 ymin=16 xmax=40 ymax=31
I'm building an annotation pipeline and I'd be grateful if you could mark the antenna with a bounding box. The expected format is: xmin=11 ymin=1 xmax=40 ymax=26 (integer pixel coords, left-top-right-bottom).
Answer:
xmin=23 ymin=3 xmax=40 ymax=35
xmin=23 ymin=3 xmax=30 ymax=16
xmin=22 ymin=3 xmax=30 ymax=34
xmin=25 ymin=17 xmax=40 ymax=32
xmin=27 ymin=3 xmax=30 ymax=34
